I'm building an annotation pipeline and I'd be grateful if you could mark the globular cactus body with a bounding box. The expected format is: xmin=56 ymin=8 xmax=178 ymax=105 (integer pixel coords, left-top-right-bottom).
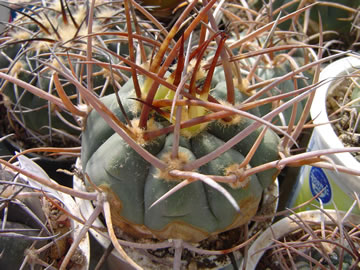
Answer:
xmin=0 ymin=221 xmax=42 ymax=269
xmin=0 ymin=1 xmax=125 ymax=145
xmin=255 ymin=57 xmax=312 ymax=126
xmin=271 ymin=0 xmax=360 ymax=37
xmin=82 ymin=74 xmax=280 ymax=242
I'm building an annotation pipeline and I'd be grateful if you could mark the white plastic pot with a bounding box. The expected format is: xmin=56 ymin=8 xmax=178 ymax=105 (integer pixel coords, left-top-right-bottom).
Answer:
xmin=289 ymin=56 xmax=360 ymax=214
xmin=74 ymin=159 xmax=279 ymax=270
xmin=58 ymin=187 xmax=90 ymax=269
xmin=242 ymin=209 xmax=360 ymax=269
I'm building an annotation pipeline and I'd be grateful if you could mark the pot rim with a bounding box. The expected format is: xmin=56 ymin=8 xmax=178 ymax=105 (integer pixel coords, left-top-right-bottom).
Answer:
xmin=311 ymin=55 xmax=360 ymax=168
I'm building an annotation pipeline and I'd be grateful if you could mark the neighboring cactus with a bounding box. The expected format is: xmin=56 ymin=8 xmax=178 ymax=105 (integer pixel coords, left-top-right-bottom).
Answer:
xmin=255 ymin=50 xmax=314 ymax=126
xmin=264 ymin=0 xmax=360 ymax=45
xmin=253 ymin=210 xmax=360 ymax=270
xmin=0 ymin=0 xmax=129 ymax=148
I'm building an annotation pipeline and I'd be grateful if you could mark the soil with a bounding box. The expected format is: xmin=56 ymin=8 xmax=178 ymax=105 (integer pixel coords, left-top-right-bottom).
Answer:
xmin=326 ymin=77 xmax=360 ymax=162
xmin=42 ymin=196 xmax=86 ymax=269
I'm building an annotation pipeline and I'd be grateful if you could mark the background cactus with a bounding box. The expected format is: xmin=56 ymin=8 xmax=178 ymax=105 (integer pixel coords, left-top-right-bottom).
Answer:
xmin=258 ymin=0 xmax=360 ymax=48
xmin=0 ymin=0 xmax=133 ymax=149
xmin=247 ymin=209 xmax=360 ymax=269
xmin=0 ymin=166 xmax=46 ymax=269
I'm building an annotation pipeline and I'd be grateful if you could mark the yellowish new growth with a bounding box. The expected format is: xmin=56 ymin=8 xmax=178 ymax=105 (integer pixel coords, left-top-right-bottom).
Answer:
xmin=224 ymin=163 xmax=251 ymax=189
xmin=187 ymin=59 xmax=206 ymax=82
xmin=235 ymin=77 xmax=252 ymax=95
xmin=179 ymin=115 xmax=208 ymax=138
xmin=156 ymin=151 xmax=191 ymax=181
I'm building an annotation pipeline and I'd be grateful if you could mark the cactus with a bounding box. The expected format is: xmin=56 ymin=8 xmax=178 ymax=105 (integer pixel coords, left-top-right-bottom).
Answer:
xmin=82 ymin=73 xmax=279 ymax=242
xmin=0 ymin=166 xmax=46 ymax=269
xmin=80 ymin=1 xmax=321 ymax=244
xmin=263 ymin=0 xmax=360 ymax=44
xmin=0 ymin=0 xmax=129 ymax=148
xmin=253 ymin=209 xmax=360 ymax=270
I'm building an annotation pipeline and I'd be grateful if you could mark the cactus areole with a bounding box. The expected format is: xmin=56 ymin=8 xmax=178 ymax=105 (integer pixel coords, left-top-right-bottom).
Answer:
xmin=81 ymin=62 xmax=280 ymax=243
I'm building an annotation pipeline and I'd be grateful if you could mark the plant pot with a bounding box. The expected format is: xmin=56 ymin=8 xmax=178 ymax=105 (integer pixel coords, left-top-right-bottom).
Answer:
xmin=73 ymin=158 xmax=279 ymax=270
xmin=288 ymin=56 xmax=360 ymax=214
xmin=242 ymin=209 xmax=360 ymax=269
xmin=0 ymin=160 xmax=90 ymax=269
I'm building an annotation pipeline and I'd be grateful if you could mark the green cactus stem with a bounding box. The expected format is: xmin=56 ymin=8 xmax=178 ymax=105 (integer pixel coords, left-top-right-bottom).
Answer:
xmin=82 ymin=67 xmax=280 ymax=242
xmin=0 ymin=1 xmax=130 ymax=146
xmin=269 ymin=0 xmax=360 ymax=43
xmin=78 ymin=0 xmax=324 ymax=244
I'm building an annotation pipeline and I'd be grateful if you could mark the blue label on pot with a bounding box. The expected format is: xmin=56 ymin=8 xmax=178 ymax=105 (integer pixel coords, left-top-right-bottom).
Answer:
xmin=309 ymin=167 xmax=332 ymax=204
